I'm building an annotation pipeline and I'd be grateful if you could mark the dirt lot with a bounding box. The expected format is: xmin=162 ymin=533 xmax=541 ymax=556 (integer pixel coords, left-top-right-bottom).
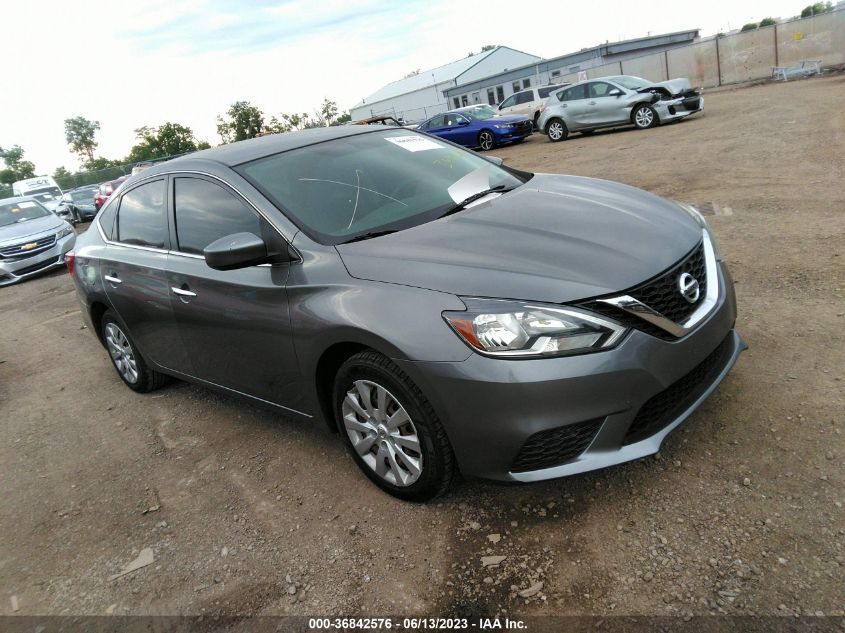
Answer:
xmin=1 ymin=75 xmax=843 ymax=619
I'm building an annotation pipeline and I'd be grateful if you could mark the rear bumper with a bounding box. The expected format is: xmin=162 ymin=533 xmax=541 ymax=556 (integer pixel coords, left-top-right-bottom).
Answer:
xmin=395 ymin=259 xmax=741 ymax=482
xmin=0 ymin=233 xmax=75 ymax=286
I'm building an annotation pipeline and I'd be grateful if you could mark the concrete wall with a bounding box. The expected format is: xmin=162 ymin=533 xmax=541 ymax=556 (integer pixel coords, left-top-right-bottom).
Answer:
xmin=777 ymin=10 xmax=845 ymax=66
xmin=621 ymin=53 xmax=669 ymax=82
xmin=667 ymin=40 xmax=720 ymax=88
xmin=572 ymin=9 xmax=844 ymax=89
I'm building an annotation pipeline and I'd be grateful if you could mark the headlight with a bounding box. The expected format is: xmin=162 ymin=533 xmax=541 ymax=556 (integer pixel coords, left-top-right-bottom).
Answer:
xmin=56 ymin=226 xmax=74 ymax=239
xmin=443 ymin=298 xmax=627 ymax=358
xmin=493 ymin=124 xmax=514 ymax=129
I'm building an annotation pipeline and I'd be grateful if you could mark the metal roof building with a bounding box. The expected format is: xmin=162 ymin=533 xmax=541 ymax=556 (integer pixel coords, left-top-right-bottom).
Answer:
xmin=349 ymin=46 xmax=541 ymax=123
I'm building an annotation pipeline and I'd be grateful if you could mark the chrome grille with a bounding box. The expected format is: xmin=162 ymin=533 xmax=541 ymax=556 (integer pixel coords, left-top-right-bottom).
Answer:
xmin=0 ymin=234 xmax=57 ymax=259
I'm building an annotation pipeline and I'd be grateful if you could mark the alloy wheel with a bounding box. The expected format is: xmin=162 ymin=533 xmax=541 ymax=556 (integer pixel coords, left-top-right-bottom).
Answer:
xmin=104 ymin=322 xmax=139 ymax=384
xmin=342 ymin=380 xmax=422 ymax=487
xmin=635 ymin=107 xmax=654 ymax=128
xmin=548 ymin=121 xmax=564 ymax=141
xmin=479 ymin=131 xmax=494 ymax=151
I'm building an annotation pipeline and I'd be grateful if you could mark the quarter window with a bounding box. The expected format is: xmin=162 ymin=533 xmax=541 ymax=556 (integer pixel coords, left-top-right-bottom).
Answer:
xmin=173 ymin=177 xmax=262 ymax=255
xmin=115 ymin=180 xmax=167 ymax=248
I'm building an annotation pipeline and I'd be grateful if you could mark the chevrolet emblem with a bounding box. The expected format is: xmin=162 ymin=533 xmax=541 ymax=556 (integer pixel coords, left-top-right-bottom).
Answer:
xmin=21 ymin=243 xmax=38 ymax=250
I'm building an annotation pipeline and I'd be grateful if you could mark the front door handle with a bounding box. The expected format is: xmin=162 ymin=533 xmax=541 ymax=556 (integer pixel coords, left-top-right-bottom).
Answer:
xmin=589 ymin=101 xmax=597 ymax=105
xmin=104 ymin=274 xmax=122 ymax=284
xmin=171 ymin=287 xmax=196 ymax=298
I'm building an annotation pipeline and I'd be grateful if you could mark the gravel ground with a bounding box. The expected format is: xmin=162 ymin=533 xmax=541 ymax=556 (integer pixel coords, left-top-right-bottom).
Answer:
xmin=0 ymin=74 xmax=843 ymax=618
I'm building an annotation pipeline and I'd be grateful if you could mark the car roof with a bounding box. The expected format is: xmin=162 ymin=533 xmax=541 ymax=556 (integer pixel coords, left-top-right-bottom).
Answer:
xmin=141 ymin=126 xmax=380 ymax=174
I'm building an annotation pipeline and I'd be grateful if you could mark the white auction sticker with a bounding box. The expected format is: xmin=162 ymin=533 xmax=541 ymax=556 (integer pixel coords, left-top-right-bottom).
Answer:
xmin=385 ymin=135 xmax=441 ymax=152
xmin=18 ymin=201 xmax=37 ymax=208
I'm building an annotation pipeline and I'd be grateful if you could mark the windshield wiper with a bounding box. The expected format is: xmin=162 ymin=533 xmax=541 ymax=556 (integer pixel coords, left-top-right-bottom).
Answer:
xmin=340 ymin=229 xmax=399 ymax=244
xmin=439 ymin=185 xmax=513 ymax=218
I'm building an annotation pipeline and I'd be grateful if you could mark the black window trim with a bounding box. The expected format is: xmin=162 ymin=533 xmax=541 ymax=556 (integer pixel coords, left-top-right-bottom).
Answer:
xmin=94 ymin=170 xmax=300 ymax=263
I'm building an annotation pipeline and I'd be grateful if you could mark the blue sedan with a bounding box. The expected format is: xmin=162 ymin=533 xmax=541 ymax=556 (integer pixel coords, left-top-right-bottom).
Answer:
xmin=417 ymin=105 xmax=533 ymax=151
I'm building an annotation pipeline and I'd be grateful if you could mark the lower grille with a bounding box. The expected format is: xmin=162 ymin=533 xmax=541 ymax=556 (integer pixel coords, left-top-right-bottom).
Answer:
xmin=622 ymin=333 xmax=734 ymax=445
xmin=511 ymin=418 xmax=604 ymax=472
xmin=682 ymin=97 xmax=701 ymax=111
xmin=10 ymin=257 xmax=60 ymax=277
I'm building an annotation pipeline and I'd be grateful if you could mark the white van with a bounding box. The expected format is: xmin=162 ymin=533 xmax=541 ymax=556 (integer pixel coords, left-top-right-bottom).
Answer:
xmin=13 ymin=176 xmax=63 ymax=211
xmin=497 ymin=84 xmax=569 ymax=127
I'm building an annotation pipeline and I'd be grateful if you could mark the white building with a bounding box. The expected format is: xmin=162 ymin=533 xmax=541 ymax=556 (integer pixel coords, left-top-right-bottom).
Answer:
xmin=349 ymin=46 xmax=540 ymax=123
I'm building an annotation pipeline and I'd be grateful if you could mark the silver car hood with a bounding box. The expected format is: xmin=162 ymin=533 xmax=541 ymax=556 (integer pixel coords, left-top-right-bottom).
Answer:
xmin=640 ymin=78 xmax=693 ymax=96
xmin=0 ymin=215 xmax=64 ymax=245
xmin=336 ymin=174 xmax=702 ymax=304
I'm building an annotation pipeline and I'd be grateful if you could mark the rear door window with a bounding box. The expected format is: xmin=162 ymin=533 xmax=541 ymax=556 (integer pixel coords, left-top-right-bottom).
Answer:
xmin=173 ymin=177 xmax=263 ymax=255
xmin=115 ymin=180 xmax=167 ymax=248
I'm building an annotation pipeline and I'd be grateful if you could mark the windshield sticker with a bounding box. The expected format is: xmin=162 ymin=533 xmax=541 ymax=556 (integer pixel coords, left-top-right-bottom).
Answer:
xmin=385 ymin=135 xmax=441 ymax=152
xmin=18 ymin=201 xmax=37 ymax=208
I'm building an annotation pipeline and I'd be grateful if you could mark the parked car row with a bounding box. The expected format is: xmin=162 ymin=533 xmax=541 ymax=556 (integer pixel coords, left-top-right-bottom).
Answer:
xmin=409 ymin=74 xmax=702 ymax=151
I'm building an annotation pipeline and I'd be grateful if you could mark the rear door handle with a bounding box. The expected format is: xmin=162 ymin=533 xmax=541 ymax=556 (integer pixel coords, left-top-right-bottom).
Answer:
xmin=104 ymin=275 xmax=122 ymax=284
xmin=171 ymin=287 xmax=196 ymax=297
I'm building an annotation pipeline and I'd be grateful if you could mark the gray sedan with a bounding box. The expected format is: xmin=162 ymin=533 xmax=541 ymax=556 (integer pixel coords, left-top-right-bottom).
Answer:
xmin=538 ymin=75 xmax=703 ymax=141
xmin=0 ymin=197 xmax=75 ymax=286
xmin=69 ymin=126 xmax=742 ymax=501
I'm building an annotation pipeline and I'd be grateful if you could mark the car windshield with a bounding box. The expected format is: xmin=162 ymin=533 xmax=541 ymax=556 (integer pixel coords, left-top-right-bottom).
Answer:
xmin=610 ymin=76 xmax=651 ymax=90
xmin=22 ymin=186 xmax=62 ymax=203
xmin=237 ymin=129 xmax=528 ymax=244
xmin=70 ymin=189 xmax=96 ymax=203
xmin=0 ymin=199 xmax=51 ymax=227
xmin=462 ymin=105 xmax=498 ymax=121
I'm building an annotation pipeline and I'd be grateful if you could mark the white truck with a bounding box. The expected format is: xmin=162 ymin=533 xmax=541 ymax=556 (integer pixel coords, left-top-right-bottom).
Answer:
xmin=12 ymin=176 xmax=63 ymax=212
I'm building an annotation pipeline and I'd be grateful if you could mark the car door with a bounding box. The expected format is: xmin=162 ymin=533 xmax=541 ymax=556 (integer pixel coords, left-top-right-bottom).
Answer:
xmin=422 ymin=114 xmax=448 ymax=139
xmin=497 ymin=93 xmax=518 ymax=115
xmin=100 ymin=178 xmax=191 ymax=373
xmin=165 ymin=174 xmax=303 ymax=411
xmin=555 ymin=84 xmax=590 ymax=129
xmin=586 ymin=81 xmax=627 ymax=126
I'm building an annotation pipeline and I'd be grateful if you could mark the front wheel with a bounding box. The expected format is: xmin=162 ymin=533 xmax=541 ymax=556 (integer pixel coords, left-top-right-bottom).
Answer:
xmin=547 ymin=118 xmax=568 ymax=142
xmin=478 ymin=130 xmax=496 ymax=151
xmin=333 ymin=351 xmax=455 ymax=501
xmin=633 ymin=104 xmax=658 ymax=129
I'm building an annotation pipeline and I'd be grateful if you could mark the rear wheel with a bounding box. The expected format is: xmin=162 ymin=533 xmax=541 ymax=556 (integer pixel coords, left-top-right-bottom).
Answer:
xmin=478 ymin=130 xmax=496 ymax=151
xmin=633 ymin=104 xmax=658 ymax=129
xmin=333 ymin=351 xmax=455 ymax=501
xmin=101 ymin=311 xmax=168 ymax=393
xmin=547 ymin=118 xmax=568 ymax=142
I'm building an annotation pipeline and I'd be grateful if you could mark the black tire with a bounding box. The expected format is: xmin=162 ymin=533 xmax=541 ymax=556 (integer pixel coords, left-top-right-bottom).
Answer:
xmin=532 ymin=111 xmax=541 ymax=130
xmin=546 ymin=118 xmax=568 ymax=142
xmin=632 ymin=103 xmax=658 ymax=129
xmin=333 ymin=351 xmax=455 ymax=501
xmin=100 ymin=311 xmax=168 ymax=393
xmin=477 ymin=130 xmax=496 ymax=151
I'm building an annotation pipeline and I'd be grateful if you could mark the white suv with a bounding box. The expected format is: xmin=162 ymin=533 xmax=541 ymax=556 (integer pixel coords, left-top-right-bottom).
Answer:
xmin=497 ymin=84 xmax=569 ymax=127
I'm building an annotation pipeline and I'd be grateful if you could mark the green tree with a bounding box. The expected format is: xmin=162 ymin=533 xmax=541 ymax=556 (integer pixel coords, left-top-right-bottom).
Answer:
xmin=267 ymin=112 xmax=311 ymax=133
xmin=125 ymin=123 xmax=203 ymax=163
xmin=64 ymin=116 xmax=101 ymax=165
xmin=801 ymin=2 xmax=833 ymax=17
xmin=217 ymin=101 xmax=265 ymax=143
xmin=86 ymin=157 xmax=120 ymax=171
xmin=313 ymin=98 xmax=339 ymax=127
xmin=336 ymin=112 xmax=352 ymax=125
xmin=740 ymin=22 xmax=758 ymax=31
xmin=759 ymin=17 xmax=777 ymax=26
xmin=53 ymin=166 xmax=72 ymax=180
xmin=0 ymin=145 xmax=37 ymax=185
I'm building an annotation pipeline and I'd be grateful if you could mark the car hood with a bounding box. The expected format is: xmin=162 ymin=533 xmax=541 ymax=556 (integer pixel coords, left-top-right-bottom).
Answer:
xmin=336 ymin=174 xmax=702 ymax=304
xmin=0 ymin=215 xmax=64 ymax=245
xmin=637 ymin=78 xmax=693 ymax=97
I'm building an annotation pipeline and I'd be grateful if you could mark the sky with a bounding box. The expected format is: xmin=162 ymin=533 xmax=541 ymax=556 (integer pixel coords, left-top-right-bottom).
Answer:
xmin=1 ymin=0 xmax=807 ymax=173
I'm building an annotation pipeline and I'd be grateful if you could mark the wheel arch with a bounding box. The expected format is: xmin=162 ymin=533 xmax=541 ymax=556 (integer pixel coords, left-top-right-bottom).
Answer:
xmin=630 ymin=100 xmax=656 ymax=124
xmin=89 ymin=300 xmax=110 ymax=346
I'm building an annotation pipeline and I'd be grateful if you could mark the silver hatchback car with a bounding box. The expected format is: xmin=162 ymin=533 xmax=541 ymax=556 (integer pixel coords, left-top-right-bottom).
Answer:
xmin=0 ymin=197 xmax=75 ymax=286
xmin=538 ymin=75 xmax=703 ymax=141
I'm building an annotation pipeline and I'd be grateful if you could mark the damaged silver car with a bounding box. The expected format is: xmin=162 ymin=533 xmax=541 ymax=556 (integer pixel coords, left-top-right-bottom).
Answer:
xmin=538 ymin=75 xmax=703 ymax=141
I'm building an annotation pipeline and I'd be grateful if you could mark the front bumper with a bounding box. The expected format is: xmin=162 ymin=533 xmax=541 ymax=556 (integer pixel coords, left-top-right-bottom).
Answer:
xmin=0 ymin=232 xmax=75 ymax=286
xmin=396 ymin=259 xmax=741 ymax=482
xmin=656 ymin=95 xmax=704 ymax=123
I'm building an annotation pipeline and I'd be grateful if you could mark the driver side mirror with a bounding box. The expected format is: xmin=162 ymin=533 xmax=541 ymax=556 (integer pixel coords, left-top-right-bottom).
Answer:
xmin=609 ymin=89 xmax=624 ymax=97
xmin=458 ymin=119 xmax=469 ymax=126
xmin=203 ymin=232 xmax=292 ymax=271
